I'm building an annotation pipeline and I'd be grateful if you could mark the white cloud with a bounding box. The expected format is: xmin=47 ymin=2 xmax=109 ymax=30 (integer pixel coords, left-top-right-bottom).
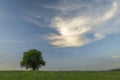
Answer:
xmin=112 ymin=56 xmax=120 ymax=59
xmin=46 ymin=1 xmax=119 ymax=47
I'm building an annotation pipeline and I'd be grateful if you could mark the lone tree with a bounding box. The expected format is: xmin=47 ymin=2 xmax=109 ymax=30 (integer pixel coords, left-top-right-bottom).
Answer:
xmin=20 ymin=49 xmax=45 ymax=71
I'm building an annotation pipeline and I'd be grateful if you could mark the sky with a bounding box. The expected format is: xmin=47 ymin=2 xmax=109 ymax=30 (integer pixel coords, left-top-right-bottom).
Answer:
xmin=0 ymin=0 xmax=120 ymax=71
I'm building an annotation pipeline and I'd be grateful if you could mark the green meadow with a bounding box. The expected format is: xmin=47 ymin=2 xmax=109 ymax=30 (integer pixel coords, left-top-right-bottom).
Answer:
xmin=0 ymin=71 xmax=120 ymax=80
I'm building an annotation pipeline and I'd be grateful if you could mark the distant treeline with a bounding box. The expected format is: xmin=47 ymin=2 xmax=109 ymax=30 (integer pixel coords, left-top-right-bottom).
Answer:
xmin=109 ymin=68 xmax=120 ymax=71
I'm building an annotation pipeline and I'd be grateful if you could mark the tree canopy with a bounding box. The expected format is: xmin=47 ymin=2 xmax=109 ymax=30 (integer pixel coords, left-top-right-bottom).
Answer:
xmin=20 ymin=49 xmax=45 ymax=71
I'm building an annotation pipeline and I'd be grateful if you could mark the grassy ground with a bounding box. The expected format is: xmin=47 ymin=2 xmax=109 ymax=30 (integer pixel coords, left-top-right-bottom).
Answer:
xmin=0 ymin=71 xmax=120 ymax=80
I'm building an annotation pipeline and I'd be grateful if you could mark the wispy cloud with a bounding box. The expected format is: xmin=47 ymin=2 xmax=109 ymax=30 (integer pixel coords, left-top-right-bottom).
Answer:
xmin=46 ymin=1 xmax=120 ymax=47
xmin=22 ymin=0 xmax=120 ymax=48
xmin=0 ymin=40 xmax=39 ymax=44
xmin=112 ymin=56 xmax=120 ymax=59
xmin=22 ymin=15 xmax=49 ymax=27
xmin=42 ymin=0 xmax=84 ymax=14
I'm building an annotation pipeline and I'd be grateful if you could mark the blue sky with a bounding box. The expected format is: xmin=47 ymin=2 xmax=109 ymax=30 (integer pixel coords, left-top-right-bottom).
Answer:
xmin=0 ymin=0 xmax=120 ymax=71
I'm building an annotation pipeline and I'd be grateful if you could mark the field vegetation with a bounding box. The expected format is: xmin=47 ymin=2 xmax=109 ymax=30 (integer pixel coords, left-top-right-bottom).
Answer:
xmin=0 ymin=71 xmax=120 ymax=80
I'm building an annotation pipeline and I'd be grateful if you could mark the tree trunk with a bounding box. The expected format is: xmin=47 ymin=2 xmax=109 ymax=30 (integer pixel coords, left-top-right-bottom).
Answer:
xmin=32 ymin=67 xmax=36 ymax=71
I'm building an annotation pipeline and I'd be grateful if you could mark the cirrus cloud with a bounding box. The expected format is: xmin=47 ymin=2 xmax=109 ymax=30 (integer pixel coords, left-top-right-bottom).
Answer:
xmin=46 ymin=1 xmax=119 ymax=47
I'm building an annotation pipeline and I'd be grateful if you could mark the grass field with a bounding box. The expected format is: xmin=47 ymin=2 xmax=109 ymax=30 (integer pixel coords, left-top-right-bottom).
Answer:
xmin=0 ymin=71 xmax=120 ymax=80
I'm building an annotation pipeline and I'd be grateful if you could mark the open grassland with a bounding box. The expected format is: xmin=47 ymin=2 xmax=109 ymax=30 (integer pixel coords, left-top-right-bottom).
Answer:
xmin=0 ymin=71 xmax=120 ymax=80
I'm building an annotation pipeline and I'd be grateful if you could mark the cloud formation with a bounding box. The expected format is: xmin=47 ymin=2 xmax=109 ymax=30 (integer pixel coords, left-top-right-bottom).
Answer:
xmin=112 ymin=56 xmax=120 ymax=59
xmin=46 ymin=1 xmax=120 ymax=47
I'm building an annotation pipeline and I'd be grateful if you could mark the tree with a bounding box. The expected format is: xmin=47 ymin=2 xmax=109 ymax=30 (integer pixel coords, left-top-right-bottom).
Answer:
xmin=20 ymin=49 xmax=45 ymax=71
